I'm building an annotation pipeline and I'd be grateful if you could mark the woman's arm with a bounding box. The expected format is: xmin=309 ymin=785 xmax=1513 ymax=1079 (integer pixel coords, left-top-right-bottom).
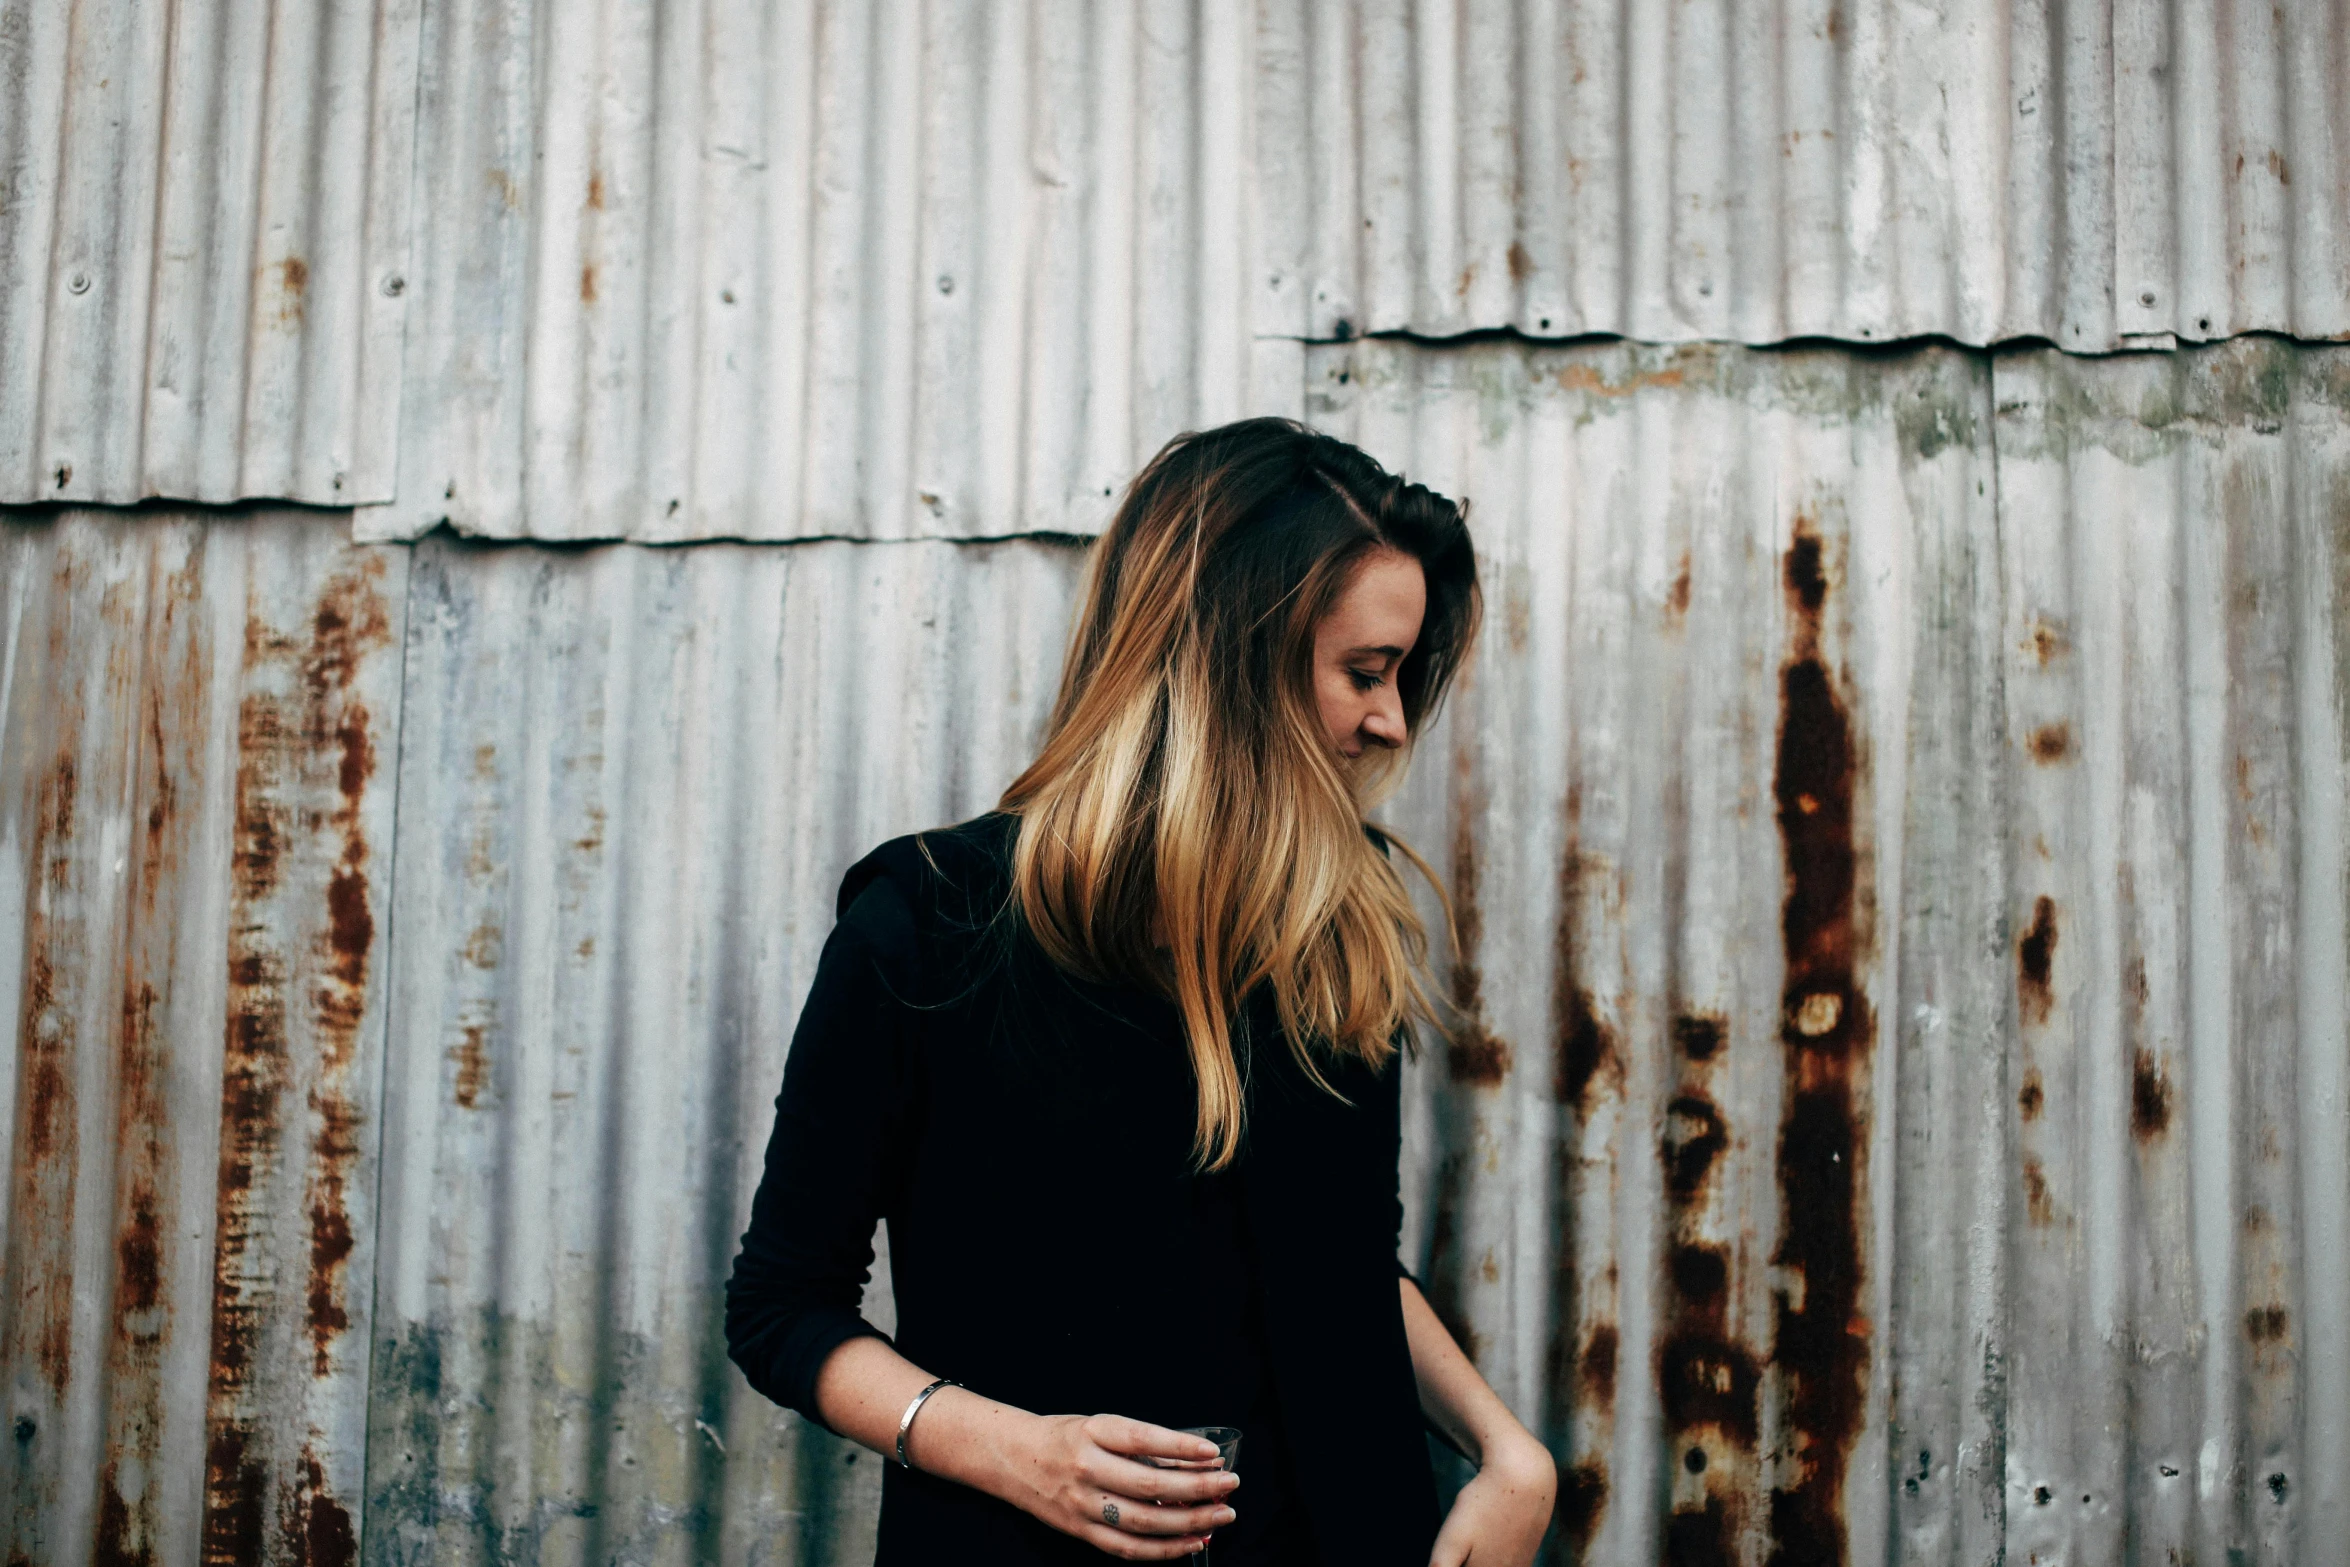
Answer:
xmin=1400 ymin=1278 xmax=1557 ymax=1567
xmin=812 ymin=1337 xmax=1239 ymax=1560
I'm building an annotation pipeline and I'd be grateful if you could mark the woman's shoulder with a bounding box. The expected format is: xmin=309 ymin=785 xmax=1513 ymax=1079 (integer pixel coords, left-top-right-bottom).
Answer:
xmin=835 ymin=811 xmax=1019 ymax=930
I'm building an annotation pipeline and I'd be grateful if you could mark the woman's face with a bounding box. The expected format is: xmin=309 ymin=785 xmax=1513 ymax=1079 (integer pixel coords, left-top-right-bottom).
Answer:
xmin=1313 ymin=547 xmax=1426 ymax=759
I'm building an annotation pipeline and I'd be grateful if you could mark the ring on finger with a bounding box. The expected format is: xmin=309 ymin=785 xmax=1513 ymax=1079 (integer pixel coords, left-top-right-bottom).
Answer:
xmin=1102 ymin=1499 xmax=1121 ymax=1528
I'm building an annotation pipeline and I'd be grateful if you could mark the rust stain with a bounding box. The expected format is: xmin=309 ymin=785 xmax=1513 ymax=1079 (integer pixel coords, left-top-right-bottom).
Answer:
xmin=1767 ymin=519 xmax=1873 ymax=1567
xmin=1554 ymin=362 xmax=1686 ymax=398
xmin=1580 ymin=1323 xmax=1618 ymax=1411
xmin=1445 ymin=742 xmax=1511 ymax=1086
xmin=2027 ymin=723 xmax=2072 ymax=763
xmin=2022 ymin=1157 xmax=2056 ymax=1226
xmin=1661 ymin=1096 xmax=1729 ymax=1200
xmin=587 ymin=170 xmax=606 ymax=210
xmin=1659 ymin=1334 xmax=1762 ymax=1448
xmin=450 ymin=1021 xmax=492 ymax=1109
xmin=1552 ymin=840 xmax=1619 ymax=1112
xmin=460 ymin=921 xmax=503 ymax=969
xmin=580 ymin=263 xmax=598 ymax=303
xmin=206 ymin=560 xmax=390 ymax=1555
xmin=267 ymin=256 xmax=309 ymax=328
xmin=2017 ymin=897 xmax=2057 ymax=1025
xmin=282 ymin=1447 xmax=357 ymax=1567
xmin=2131 ymin=1049 xmax=2172 ymax=1142
xmin=1673 ymin=1012 xmax=1725 ymax=1060
xmin=14 ymin=746 xmax=83 ymax=1400
xmin=1505 ymin=241 xmax=1533 ymax=282
xmin=2017 ymin=1068 xmax=2043 ymax=1121
xmin=2267 ymin=148 xmax=2290 ymax=185
xmin=1665 ymin=1498 xmax=1738 ymax=1567
xmin=1557 ymin=1461 xmax=1608 ymax=1554
xmin=2026 ymin=615 xmax=2070 ymax=665
xmin=1666 ymin=551 xmax=1693 ymax=623
xmin=1447 ymin=1029 xmax=1512 ymax=1085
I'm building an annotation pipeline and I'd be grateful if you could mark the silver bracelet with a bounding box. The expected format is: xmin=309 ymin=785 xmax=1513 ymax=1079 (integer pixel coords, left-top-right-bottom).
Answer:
xmin=894 ymin=1377 xmax=961 ymax=1469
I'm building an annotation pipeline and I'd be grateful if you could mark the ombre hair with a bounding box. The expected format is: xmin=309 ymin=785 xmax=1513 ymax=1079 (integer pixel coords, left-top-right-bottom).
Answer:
xmin=997 ymin=417 xmax=1481 ymax=1169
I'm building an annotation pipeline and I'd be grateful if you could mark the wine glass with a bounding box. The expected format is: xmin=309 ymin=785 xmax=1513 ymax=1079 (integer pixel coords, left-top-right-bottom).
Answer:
xmin=1151 ymin=1426 xmax=1242 ymax=1562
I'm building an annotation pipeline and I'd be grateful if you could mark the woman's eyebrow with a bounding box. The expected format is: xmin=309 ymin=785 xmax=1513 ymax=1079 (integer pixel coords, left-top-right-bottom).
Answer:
xmin=1345 ymin=643 xmax=1409 ymax=660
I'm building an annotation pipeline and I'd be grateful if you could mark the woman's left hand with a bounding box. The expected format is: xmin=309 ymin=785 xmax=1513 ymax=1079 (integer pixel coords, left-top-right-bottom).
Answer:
xmin=1428 ymin=1435 xmax=1556 ymax=1567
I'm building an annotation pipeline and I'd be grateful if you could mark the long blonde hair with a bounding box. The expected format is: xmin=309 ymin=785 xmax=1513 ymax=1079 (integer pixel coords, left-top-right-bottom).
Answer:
xmin=998 ymin=418 xmax=1481 ymax=1168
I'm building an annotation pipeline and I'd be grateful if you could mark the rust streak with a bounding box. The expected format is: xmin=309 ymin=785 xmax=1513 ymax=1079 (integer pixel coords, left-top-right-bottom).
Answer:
xmin=2017 ymin=897 xmax=2058 ymax=1025
xmin=1445 ymin=741 xmax=1510 ymax=1086
xmin=1552 ymin=839 xmax=1618 ymax=1112
xmin=1558 ymin=1461 xmax=1608 ymax=1554
xmin=1768 ymin=520 xmax=1873 ymax=1567
xmin=206 ymin=562 xmax=391 ymax=1551
xmin=2131 ymin=1050 xmax=2173 ymax=1142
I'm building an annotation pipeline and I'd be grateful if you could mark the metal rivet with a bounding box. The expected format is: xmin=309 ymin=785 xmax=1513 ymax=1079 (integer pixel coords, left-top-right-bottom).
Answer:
xmin=2139 ymin=291 xmax=2156 ymax=307
xmin=720 ymin=288 xmax=735 ymax=304
xmin=67 ymin=272 xmax=90 ymax=295
xmin=936 ymin=275 xmax=954 ymax=294
xmin=382 ymin=274 xmax=406 ymax=297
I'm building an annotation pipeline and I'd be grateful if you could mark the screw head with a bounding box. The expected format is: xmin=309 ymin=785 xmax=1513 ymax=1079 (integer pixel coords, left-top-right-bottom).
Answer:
xmin=66 ymin=272 xmax=90 ymax=295
xmin=382 ymin=274 xmax=406 ymax=297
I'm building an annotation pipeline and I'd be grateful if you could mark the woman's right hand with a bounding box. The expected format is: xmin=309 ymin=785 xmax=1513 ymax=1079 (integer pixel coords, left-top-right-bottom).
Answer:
xmin=988 ymin=1412 xmax=1241 ymax=1560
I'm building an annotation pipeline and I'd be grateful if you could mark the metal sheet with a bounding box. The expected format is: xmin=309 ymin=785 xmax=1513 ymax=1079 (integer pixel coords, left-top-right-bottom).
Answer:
xmin=361 ymin=0 xmax=1298 ymax=544
xmin=1263 ymin=0 xmax=2350 ymax=351
xmin=0 ymin=510 xmax=408 ymax=1565
xmin=363 ymin=534 xmax=1088 ymax=1564
xmin=1311 ymin=334 xmax=2350 ymax=1566
xmin=0 ymin=0 xmax=422 ymax=507
xmin=358 ymin=0 xmax=2350 ymax=543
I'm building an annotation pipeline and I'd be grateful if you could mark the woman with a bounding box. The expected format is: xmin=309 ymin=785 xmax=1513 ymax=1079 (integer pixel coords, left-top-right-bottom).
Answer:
xmin=726 ymin=418 xmax=1556 ymax=1564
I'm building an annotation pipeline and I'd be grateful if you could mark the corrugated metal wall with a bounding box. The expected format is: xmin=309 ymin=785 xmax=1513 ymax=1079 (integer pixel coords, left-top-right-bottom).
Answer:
xmin=11 ymin=0 xmax=2346 ymax=526
xmin=6 ymin=3 xmax=2350 ymax=1566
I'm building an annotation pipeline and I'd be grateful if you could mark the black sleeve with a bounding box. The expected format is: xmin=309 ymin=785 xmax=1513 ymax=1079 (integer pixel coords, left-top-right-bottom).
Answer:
xmin=725 ymin=877 xmax=922 ymax=1425
xmin=1378 ymin=1049 xmax=1421 ymax=1286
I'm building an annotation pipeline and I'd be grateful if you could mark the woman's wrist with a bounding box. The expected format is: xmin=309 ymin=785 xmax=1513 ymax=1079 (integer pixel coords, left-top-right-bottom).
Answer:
xmin=905 ymin=1386 xmax=1046 ymax=1503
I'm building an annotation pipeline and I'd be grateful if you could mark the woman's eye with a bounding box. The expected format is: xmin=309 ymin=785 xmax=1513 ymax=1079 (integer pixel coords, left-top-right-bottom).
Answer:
xmin=1347 ymin=668 xmax=1384 ymax=691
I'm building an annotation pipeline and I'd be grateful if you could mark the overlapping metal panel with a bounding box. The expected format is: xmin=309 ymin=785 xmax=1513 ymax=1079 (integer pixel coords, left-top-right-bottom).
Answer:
xmin=0 ymin=1 xmax=423 ymax=507
xmin=0 ymin=511 xmax=408 ymax=1567
xmin=359 ymin=0 xmax=2350 ymax=545
xmin=1266 ymin=0 xmax=2350 ymax=351
xmin=1323 ymin=334 xmax=2350 ymax=1566
xmin=363 ymin=535 xmax=1087 ymax=1564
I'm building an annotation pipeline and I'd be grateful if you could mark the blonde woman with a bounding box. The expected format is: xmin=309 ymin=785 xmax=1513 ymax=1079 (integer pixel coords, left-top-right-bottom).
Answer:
xmin=727 ymin=419 xmax=1556 ymax=1565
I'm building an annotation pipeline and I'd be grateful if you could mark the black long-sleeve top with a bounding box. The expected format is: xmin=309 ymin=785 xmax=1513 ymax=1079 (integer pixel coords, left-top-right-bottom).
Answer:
xmin=725 ymin=814 xmax=1441 ymax=1565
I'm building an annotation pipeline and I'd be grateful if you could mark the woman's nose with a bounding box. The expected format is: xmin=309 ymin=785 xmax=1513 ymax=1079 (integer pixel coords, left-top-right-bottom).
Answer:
xmin=1362 ymin=694 xmax=1406 ymax=748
